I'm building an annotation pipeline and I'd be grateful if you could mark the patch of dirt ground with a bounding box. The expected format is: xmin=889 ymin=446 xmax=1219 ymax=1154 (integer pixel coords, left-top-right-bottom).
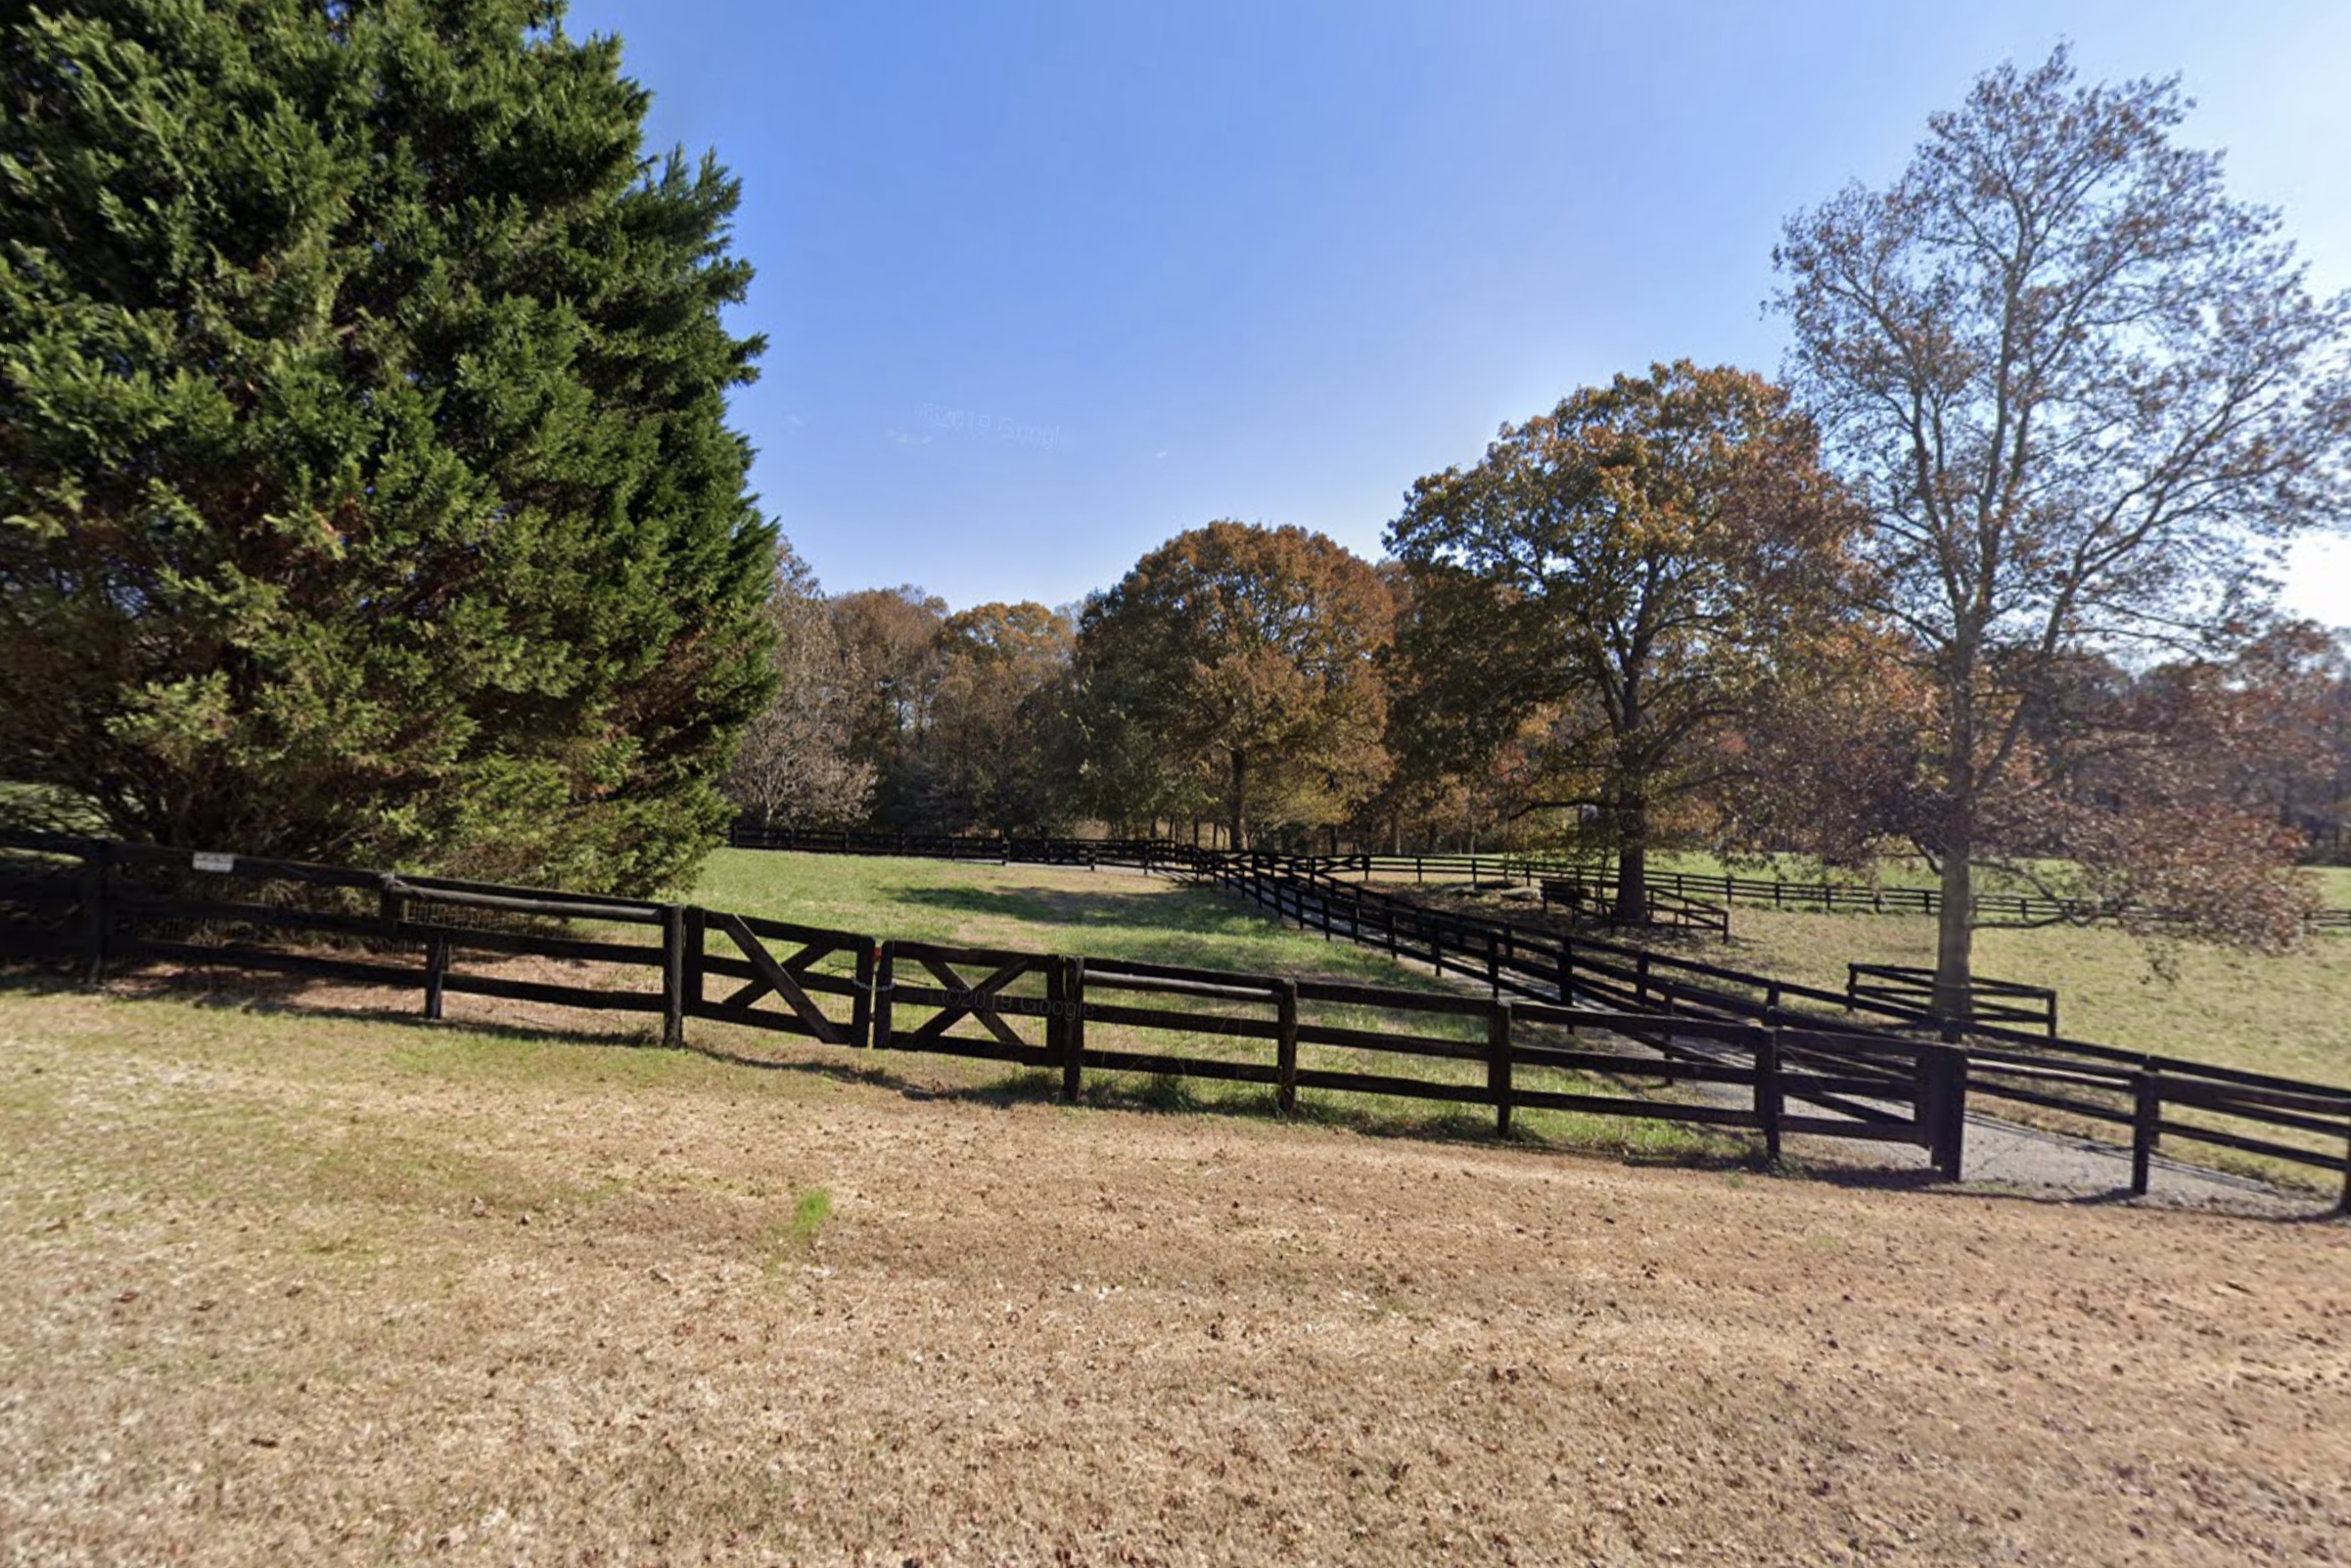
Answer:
xmin=3 ymin=980 xmax=2349 ymax=1566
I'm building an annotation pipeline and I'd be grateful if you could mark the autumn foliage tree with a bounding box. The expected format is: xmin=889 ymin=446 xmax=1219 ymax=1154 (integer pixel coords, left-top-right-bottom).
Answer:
xmin=2193 ymin=621 xmax=2351 ymax=859
xmin=922 ymin=601 xmax=1078 ymax=833
xmin=2022 ymin=623 xmax=2349 ymax=931
xmin=1775 ymin=48 xmax=2351 ymax=1008
xmin=1705 ymin=622 xmax=1936 ymax=872
xmin=827 ymin=585 xmax=948 ymax=828
xmin=1075 ymin=523 xmax=1392 ymax=848
xmin=725 ymin=541 xmax=874 ymax=830
xmin=1386 ymin=362 xmax=1862 ymax=918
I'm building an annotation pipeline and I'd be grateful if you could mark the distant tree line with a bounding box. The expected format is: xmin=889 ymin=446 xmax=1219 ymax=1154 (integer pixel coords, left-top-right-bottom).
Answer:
xmin=739 ymin=455 xmax=2351 ymax=882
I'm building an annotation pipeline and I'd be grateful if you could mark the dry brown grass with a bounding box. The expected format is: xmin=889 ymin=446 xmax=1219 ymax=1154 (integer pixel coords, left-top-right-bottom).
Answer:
xmin=4 ymin=979 xmax=2350 ymax=1567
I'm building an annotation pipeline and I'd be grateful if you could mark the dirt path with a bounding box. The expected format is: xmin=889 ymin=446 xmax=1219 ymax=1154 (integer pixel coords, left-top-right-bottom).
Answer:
xmin=1788 ymin=1100 xmax=2315 ymax=1214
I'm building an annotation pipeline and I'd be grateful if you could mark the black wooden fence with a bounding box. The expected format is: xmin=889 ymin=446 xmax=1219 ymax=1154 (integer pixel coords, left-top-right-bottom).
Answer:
xmin=1539 ymin=873 xmax=1732 ymax=940
xmin=9 ymin=829 xmax=2349 ymax=1208
xmin=1846 ymin=963 xmax=2058 ymax=1038
xmin=1191 ymin=851 xmax=2351 ymax=1206
xmin=0 ymin=830 xmax=1968 ymax=1178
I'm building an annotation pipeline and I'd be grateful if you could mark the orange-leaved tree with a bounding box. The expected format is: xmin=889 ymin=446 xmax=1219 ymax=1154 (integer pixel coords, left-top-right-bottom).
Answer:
xmin=1386 ymin=361 xmax=1863 ymax=920
xmin=1076 ymin=523 xmax=1392 ymax=849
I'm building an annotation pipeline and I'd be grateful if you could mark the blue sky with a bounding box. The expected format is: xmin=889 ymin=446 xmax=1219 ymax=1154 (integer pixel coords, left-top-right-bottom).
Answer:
xmin=563 ymin=0 xmax=2351 ymax=629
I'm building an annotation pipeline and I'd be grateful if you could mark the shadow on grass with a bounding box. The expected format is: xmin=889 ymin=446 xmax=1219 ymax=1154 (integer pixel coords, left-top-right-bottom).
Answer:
xmin=0 ymin=962 xmax=78 ymax=997
xmin=1 ymin=958 xmax=666 ymax=1054
xmin=16 ymin=961 xmax=2331 ymax=1218
xmin=889 ymin=881 xmax=1263 ymax=937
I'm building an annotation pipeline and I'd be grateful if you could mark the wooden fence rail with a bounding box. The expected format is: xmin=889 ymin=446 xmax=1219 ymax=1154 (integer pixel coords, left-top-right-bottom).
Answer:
xmin=1539 ymin=874 xmax=1732 ymax=940
xmin=6 ymin=830 xmax=2348 ymax=1209
xmin=1184 ymin=849 xmax=2350 ymax=1207
xmin=1846 ymin=963 xmax=2059 ymax=1038
xmin=1 ymin=830 xmax=1958 ymax=1176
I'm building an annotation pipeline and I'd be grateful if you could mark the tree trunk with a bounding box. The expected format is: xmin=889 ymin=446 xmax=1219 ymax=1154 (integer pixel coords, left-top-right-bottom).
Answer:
xmin=1932 ymin=837 xmax=1974 ymax=1040
xmin=1228 ymin=750 xmax=1247 ymax=853
xmin=1612 ymin=793 xmax=1648 ymax=925
xmin=1935 ymin=648 xmax=1981 ymax=1039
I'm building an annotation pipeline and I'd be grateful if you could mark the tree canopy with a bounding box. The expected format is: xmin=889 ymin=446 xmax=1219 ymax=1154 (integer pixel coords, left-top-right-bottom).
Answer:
xmin=1386 ymin=362 xmax=1862 ymax=915
xmin=1775 ymin=46 xmax=2351 ymax=1004
xmin=924 ymin=601 xmax=1078 ymax=835
xmin=0 ymin=0 xmax=775 ymax=893
xmin=725 ymin=540 xmax=874 ymax=832
xmin=1075 ymin=522 xmax=1391 ymax=849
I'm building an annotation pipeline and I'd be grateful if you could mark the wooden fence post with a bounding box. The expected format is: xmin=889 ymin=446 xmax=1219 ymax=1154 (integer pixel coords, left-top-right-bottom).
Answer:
xmin=1485 ymin=930 xmax=1499 ymax=999
xmin=1488 ymin=1001 xmax=1514 ymax=1137
xmin=2131 ymin=1068 xmax=2160 ymax=1197
xmin=1044 ymin=957 xmax=1064 ymax=1085
xmin=1753 ymin=1022 xmax=1781 ymax=1167
xmin=1276 ymin=980 xmax=1299 ymax=1119
xmin=2338 ymin=1123 xmax=2350 ymax=1218
xmin=1926 ymin=1046 xmax=1967 ymax=1180
xmin=660 ymin=904 xmax=686 ymax=1047
xmin=1912 ymin=1038 xmax=1937 ymax=1163
xmin=683 ymin=907 xmax=707 ymax=1030
xmin=1060 ymin=955 xmax=1086 ymax=1102
xmin=872 ymin=941 xmax=896 ymax=1049
xmin=850 ymin=936 xmax=875 ymax=1046
xmin=423 ymin=934 xmax=449 ymax=1020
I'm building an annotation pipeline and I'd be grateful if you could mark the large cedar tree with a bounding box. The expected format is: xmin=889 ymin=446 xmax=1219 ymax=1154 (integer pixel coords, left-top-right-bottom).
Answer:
xmin=0 ymin=0 xmax=776 ymax=894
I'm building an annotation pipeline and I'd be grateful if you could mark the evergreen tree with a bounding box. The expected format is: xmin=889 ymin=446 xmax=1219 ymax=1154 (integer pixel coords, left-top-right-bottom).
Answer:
xmin=0 ymin=0 xmax=776 ymax=894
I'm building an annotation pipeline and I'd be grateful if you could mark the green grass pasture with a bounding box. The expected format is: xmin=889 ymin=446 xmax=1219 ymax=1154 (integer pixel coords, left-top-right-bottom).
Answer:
xmin=692 ymin=851 xmax=1729 ymax=1161
xmin=1600 ymin=848 xmax=2351 ymax=910
xmin=1423 ymin=878 xmax=2351 ymax=1190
